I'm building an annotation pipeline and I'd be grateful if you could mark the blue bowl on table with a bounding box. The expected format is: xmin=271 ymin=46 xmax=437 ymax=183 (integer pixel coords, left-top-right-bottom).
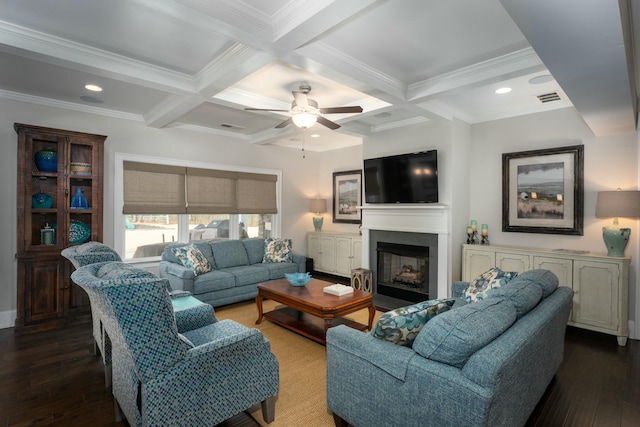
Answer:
xmin=285 ymin=272 xmax=312 ymax=287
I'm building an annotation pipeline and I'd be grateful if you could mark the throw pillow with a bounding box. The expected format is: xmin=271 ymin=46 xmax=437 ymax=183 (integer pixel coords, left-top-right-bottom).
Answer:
xmin=371 ymin=298 xmax=455 ymax=347
xmin=262 ymin=238 xmax=293 ymax=263
xmin=464 ymin=267 xmax=518 ymax=303
xmin=171 ymin=244 xmax=213 ymax=276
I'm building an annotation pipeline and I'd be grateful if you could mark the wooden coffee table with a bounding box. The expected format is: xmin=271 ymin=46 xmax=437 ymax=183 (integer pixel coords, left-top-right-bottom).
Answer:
xmin=256 ymin=278 xmax=375 ymax=345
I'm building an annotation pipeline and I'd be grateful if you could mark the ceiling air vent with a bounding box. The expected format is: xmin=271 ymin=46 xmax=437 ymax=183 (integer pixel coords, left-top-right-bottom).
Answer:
xmin=537 ymin=92 xmax=561 ymax=103
xmin=220 ymin=123 xmax=245 ymax=129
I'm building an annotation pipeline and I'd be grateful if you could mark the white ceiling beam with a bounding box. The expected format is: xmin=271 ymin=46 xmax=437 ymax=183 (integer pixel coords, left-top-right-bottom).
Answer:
xmin=501 ymin=0 xmax=637 ymax=135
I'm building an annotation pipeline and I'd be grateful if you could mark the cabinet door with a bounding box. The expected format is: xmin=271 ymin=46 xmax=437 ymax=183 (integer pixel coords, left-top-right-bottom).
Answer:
xmin=335 ymin=237 xmax=353 ymax=276
xmin=533 ymin=257 xmax=573 ymax=288
xmin=307 ymin=234 xmax=321 ymax=268
xmin=352 ymin=237 xmax=362 ymax=270
xmin=496 ymin=252 xmax=530 ymax=273
xmin=319 ymin=235 xmax=336 ymax=272
xmin=21 ymin=259 xmax=65 ymax=323
xmin=463 ymin=248 xmax=495 ymax=281
xmin=573 ymin=260 xmax=620 ymax=332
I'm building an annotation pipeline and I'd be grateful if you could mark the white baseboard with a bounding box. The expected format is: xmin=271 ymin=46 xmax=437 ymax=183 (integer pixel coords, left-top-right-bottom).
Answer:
xmin=0 ymin=310 xmax=16 ymax=330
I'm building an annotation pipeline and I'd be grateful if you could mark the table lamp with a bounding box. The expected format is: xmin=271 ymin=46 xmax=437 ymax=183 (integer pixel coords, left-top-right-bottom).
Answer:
xmin=595 ymin=189 xmax=640 ymax=256
xmin=309 ymin=198 xmax=327 ymax=232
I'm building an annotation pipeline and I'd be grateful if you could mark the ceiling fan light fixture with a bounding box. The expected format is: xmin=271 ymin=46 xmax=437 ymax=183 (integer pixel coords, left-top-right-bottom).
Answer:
xmin=292 ymin=112 xmax=317 ymax=129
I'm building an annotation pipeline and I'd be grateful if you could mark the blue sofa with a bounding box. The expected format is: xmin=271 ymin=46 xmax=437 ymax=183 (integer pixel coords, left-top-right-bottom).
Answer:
xmin=159 ymin=238 xmax=306 ymax=307
xmin=326 ymin=269 xmax=573 ymax=427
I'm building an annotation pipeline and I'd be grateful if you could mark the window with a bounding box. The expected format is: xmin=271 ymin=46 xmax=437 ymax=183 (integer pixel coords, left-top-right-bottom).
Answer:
xmin=115 ymin=154 xmax=281 ymax=261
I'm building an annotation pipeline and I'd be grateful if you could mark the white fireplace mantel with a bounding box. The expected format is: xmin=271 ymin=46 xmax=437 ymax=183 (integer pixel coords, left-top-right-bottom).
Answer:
xmin=360 ymin=204 xmax=450 ymax=299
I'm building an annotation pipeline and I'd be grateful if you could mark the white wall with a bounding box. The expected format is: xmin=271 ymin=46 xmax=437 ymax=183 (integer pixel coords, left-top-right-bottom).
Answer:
xmin=0 ymin=98 xmax=322 ymax=324
xmin=470 ymin=107 xmax=640 ymax=337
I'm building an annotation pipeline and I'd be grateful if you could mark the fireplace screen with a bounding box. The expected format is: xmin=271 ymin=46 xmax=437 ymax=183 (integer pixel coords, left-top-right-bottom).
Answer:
xmin=376 ymin=242 xmax=429 ymax=303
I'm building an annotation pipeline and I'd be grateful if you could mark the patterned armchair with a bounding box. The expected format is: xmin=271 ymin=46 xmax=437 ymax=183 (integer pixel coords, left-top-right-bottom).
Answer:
xmin=71 ymin=262 xmax=279 ymax=426
xmin=61 ymin=243 xmax=210 ymax=388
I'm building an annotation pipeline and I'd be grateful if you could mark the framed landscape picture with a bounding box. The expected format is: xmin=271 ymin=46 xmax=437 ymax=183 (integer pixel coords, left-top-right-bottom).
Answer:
xmin=333 ymin=170 xmax=362 ymax=224
xmin=502 ymin=145 xmax=584 ymax=235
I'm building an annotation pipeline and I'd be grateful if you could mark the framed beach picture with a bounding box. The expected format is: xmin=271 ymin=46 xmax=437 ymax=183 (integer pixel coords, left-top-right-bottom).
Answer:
xmin=333 ymin=170 xmax=362 ymax=224
xmin=502 ymin=145 xmax=584 ymax=235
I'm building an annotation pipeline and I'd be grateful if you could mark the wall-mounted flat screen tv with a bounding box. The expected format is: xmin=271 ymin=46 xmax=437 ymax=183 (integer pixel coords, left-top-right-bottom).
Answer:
xmin=364 ymin=150 xmax=438 ymax=203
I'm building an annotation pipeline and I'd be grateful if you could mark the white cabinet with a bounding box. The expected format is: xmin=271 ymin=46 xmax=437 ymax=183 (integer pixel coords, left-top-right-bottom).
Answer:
xmin=462 ymin=244 xmax=630 ymax=346
xmin=307 ymin=232 xmax=362 ymax=277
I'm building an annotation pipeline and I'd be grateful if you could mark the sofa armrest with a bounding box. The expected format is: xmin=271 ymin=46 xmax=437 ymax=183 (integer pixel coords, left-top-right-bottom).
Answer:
xmin=159 ymin=261 xmax=195 ymax=294
xmin=291 ymin=252 xmax=307 ymax=273
xmin=327 ymin=325 xmax=416 ymax=381
xmin=452 ymin=281 xmax=469 ymax=298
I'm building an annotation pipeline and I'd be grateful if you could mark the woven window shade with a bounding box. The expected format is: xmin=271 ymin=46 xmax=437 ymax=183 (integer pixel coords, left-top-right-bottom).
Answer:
xmin=123 ymin=161 xmax=186 ymax=214
xmin=236 ymin=172 xmax=278 ymax=214
xmin=186 ymin=168 xmax=237 ymax=213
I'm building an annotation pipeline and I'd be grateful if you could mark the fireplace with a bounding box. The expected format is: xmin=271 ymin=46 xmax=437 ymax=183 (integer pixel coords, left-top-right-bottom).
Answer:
xmin=376 ymin=242 xmax=430 ymax=303
xmin=360 ymin=204 xmax=450 ymax=310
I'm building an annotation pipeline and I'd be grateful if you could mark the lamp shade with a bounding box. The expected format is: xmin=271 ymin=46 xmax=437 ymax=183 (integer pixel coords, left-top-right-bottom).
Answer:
xmin=309 ymin=198 xmax=327 ymax=214
xmin=595 ymin=191 xmax=640 ymax=218
xmin=292 ymin=112 xmax=317 ymax=129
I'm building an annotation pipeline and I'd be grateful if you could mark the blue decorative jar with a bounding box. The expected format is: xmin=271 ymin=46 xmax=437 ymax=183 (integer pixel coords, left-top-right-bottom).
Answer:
xmin=34 ymin=147 xmax=58 ymax=172
xmin=71 ymin=187 xmax=89 ymax=209
xmin=32 ymin=191 xmax=53 ymax=209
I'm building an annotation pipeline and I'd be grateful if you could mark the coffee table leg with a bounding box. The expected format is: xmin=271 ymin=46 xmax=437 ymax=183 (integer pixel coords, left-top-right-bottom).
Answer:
xmin=367 ymin=306 xmax=375 ymax=331
xmin=255 ymin=294 xmax=264 ymax=325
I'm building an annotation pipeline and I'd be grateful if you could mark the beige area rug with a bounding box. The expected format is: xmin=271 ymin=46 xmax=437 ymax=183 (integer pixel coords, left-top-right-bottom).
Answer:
xmin=214 ymin=299 xmax=383 ymax=427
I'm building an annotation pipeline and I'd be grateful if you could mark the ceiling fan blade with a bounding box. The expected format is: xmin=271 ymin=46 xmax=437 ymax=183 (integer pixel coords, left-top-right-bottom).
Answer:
xmin=319 ymin=106 xmax=363 ymax=114
xmin=275 ymin=118 xmax=293 ymax=128
xmin=292 ymin=91 xmax=308 ymax=108
xmin=317 ymin=116 xmax=341 ymax=130
xmin=245 ymin=108 xmax=290 ymax=112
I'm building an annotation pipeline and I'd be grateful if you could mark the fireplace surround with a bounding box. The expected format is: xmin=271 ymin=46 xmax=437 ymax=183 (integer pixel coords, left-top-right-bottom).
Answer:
xmin=360 ymin=205 xmax=450 ymax=310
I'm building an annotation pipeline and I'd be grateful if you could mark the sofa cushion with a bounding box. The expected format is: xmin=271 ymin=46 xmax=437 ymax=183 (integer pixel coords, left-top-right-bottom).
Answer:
xmin=488 ymin=280 xmax=542 ymax=318
xmin=262 ymin=238 xmax=293 ymax=263
xmin=516 ymin=269 xmax=559 ymax=298
xmin=258 ymin=262 xmax=299 ymax=280
xmin=413 ymin=299 xmax=517 ymax=368
xmin=465 ymin=267 xmax=518 ymax=302
xmin=210 ymin=240 xmax=250 ymax=268
xmin=371 ymin=298 xmax=455 ymax=347
xmin=172 ymin=244 xmax=213 ymax=276
xmin=193 ymin=270 xmax=236 ymax=294
xmin=223 ymin=266 xmax=270 ymax=286
xmin=243 ymin=238 xmax=266 ymax=265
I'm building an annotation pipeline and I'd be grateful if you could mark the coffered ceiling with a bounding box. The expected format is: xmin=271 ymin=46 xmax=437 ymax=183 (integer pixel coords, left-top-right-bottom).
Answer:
xmin=0 ymin=0 xmax=637 ymax=151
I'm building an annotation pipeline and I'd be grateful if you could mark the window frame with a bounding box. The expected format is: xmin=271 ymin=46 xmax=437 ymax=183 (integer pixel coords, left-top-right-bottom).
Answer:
xmin=114 ymin=152 xmax=282 ymax=263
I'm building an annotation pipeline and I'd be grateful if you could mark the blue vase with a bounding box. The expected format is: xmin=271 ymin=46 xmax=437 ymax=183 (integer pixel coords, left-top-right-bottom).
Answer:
xmin=71 ymin=187 xmax=88 ymax=209
xmin=34 ymin=147 xmax=58 ymax=172
xmin=32 ymin=191 xmax=53 ymax=209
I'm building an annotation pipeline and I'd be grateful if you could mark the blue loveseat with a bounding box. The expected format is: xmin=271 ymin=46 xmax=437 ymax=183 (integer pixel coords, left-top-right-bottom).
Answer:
xmin=159 ymin=238 xmax=306 ymax=307
xmin=326 ymin=269 xmax=573 ymax=427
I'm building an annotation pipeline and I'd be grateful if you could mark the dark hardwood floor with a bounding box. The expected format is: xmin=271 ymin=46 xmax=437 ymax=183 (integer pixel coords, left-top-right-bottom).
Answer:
xmin=1 ymin=308 xmax=638 ymax=426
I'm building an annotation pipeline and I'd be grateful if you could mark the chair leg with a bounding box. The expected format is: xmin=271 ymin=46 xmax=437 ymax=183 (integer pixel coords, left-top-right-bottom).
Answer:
xmin=113 ymin=396 xmax=124 ymax=423
xmin=261 ymin=395 xmax=276 ymax=423
xmin=332 ymin=413 xmax=349 ymax=427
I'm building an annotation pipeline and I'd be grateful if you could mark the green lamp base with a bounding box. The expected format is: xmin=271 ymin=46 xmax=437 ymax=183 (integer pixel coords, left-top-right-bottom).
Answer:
xmin=313 ymin=216 xmax=324 ymax=232
xmin=602 ymin=226 xmax=631 ymax=257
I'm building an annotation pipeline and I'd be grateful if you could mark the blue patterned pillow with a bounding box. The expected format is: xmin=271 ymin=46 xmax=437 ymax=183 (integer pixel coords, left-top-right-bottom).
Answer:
xmin=262 ymin=238 xmax=293 ymax=263
xmin=172 ymin=244 xmax=213 ymax=276
xmin=465 ymin=267 xmax=518 ymax=303
xmin=372 ymin=298 xmax=455 ymax=347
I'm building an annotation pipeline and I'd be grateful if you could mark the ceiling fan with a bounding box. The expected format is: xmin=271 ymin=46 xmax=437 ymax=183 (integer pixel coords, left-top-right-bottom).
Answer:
xmin=244 ymin=84 xmax=363 ymax=130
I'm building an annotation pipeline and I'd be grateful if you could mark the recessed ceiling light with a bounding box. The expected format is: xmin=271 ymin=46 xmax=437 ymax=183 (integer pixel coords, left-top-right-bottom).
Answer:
xmin=84 ymin=84 xmax=103 ymax=92
xmin=528 ymin=74 xmax=554 ymax=85
xmin=495 ymin=87 xmax=512 ymax=94
xmin=310 ymin=133 xmax=320 ymax=138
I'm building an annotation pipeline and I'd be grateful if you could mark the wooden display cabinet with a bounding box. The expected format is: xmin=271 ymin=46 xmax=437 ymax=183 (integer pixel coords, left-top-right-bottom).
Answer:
xmin=15 ymin=123 xmax=106 ymax=333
